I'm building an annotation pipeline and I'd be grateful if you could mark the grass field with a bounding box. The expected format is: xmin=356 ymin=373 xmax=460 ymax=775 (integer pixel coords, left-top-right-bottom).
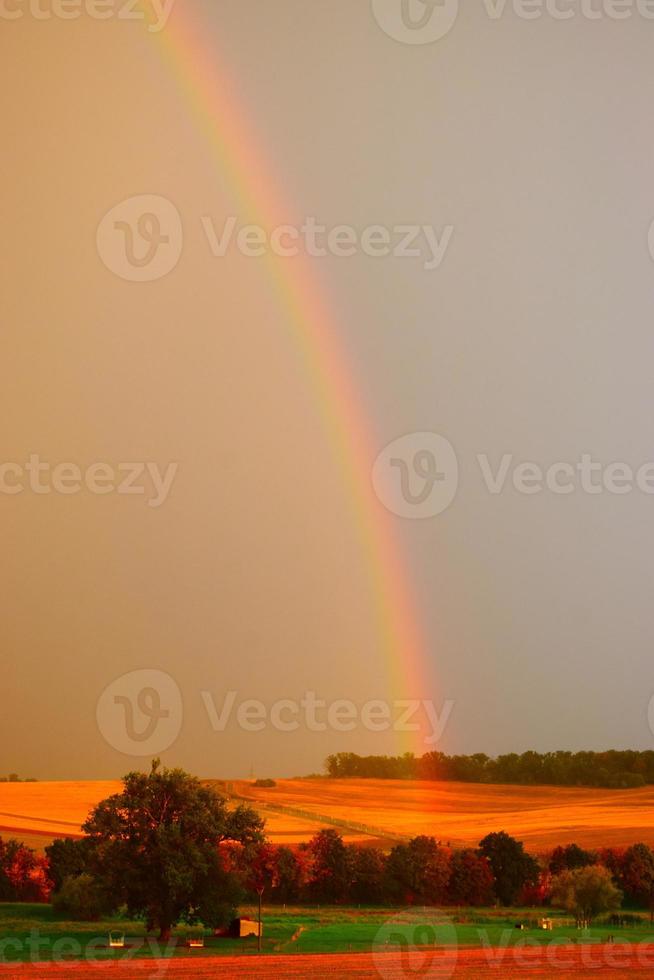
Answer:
xmin=0 ymin=903 xmax=653 ymax=964
xmin=3 ymin=777 xmax=654 ymax=852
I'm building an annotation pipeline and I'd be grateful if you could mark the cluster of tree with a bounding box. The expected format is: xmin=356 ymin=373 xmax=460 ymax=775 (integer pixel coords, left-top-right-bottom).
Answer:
xmin=231 ymin=833 xmax=654 ymax=923
xmin=204 ymin=830 xmax=537 ymax=909
xmin=0 ymin=838 xmax=50 ymax=902
xmin=42 ymin=805 xmax=654 ymax=920
xmin=42 ymin=824 xmax=654 ymax=924
xmin=325 ymin=750 xmax=654 ymax=788
xmin=0 ymin=774 xmax=37 ymax=783
xmin=545 ymin=842 xmax=654 ymax=918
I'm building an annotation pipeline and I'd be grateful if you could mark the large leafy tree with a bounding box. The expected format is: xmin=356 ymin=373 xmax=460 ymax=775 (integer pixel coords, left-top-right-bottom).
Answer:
xmin=347 ymin=845 xmax=387 ymax=905
xmin=303 ymin=829 xmax=351 ymax=903
xmin=448 ymin=849 xmax=495 ymax=906
xmin=621 ymin=843 xmax=654 ymax=920
xmin=226 ymin=840 xmax=280 ymax=898
xmin=83 ymin=760 xmax=264 ymax=940
xmin=271 ymin=846 xmax=308 ymax=904
xmin=0 ymin=837 xmax=50 ymax=902
xmin=385 ymin=836 xmax=450 ymax=905
xmin=550 ymin=865 xmax=622 ymax=925
xmin=478 ymin=832 xmax=539 ymax=906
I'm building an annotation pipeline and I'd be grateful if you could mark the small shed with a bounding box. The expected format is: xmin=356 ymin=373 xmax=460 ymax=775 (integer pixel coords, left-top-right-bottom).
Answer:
xmin=229 ymin=917 xmax=262 ymax=938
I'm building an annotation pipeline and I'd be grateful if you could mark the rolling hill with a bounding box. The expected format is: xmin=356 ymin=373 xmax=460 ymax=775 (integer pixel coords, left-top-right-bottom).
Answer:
xmin=3 ymin=777 xmax=654 ymax=852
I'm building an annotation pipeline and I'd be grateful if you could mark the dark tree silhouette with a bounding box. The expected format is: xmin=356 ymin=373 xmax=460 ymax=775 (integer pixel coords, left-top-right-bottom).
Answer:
xmin=478 ymin=831 xmax=539 ymax=906
xmin=83 ymin=759 xmax=264 ymax=941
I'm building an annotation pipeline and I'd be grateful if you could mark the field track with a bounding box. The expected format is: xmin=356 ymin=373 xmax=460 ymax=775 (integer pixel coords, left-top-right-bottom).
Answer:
xmin=1 ymin=946 xmax=654 ymax=979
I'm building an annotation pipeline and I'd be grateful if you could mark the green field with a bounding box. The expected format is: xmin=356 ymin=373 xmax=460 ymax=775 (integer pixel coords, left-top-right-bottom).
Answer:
xmin=1 ymin=904 xmax=653 ymax=963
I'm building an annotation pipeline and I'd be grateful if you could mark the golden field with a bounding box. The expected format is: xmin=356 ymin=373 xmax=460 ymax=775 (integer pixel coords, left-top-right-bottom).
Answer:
xmin=234 ymin=778 xmax=654 ymax=850
xmin=0 ymin=781 xmax=120 ymax=843
xmin=3 ymin=777 xmax=654 ymax=852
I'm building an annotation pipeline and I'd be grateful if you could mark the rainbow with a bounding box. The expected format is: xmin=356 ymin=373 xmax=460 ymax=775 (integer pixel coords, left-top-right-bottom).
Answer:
xmin=143 ymin=6 xmax=431 ymax=742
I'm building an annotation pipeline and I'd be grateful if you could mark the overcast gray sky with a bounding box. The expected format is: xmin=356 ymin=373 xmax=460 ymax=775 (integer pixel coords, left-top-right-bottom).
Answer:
xmin=2 ymin=1 xmax=654 ymax=779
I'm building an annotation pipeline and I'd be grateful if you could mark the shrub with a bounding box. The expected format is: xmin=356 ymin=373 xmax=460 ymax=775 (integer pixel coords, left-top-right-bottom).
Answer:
xmin=45 ymin=838 xmax=94 ymax=892
xmin=52 ymin=874 xmax=111 ymax=921
xmin=550 ymin=866 xmax=622 ymax=924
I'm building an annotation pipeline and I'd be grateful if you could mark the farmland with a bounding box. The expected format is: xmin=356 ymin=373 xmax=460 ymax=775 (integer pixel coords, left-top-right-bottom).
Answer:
xmin=0 ymin=951 xmax=652 ymax=979
xmin=0 ymin=904 xmax=654 ymax=976
xmin=233 ymin=777 xmax=654 ymax=850
xmin=0 ymin=782 xmax=120 ymax=848
xmin=3 ymin=777 xmax=654 ymax=852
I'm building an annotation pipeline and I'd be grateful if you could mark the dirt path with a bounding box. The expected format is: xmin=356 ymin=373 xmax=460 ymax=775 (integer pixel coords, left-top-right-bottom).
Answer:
xmin=2 ymin=945 xmax=654 ymax=979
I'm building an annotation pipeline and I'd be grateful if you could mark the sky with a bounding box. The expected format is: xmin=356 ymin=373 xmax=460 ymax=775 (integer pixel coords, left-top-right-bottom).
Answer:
xmin=2 ymin=1 xmax=654 ymax=779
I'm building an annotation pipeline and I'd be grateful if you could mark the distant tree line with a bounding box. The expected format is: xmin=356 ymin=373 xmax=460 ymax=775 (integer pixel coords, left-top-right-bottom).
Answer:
xmin=44 ymin=828 xmax=531 ymax=910
xmin=0 ymin=773 xmax=38 ymax=783
xmin=325 ymin=750 xmax=654 ymax=788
